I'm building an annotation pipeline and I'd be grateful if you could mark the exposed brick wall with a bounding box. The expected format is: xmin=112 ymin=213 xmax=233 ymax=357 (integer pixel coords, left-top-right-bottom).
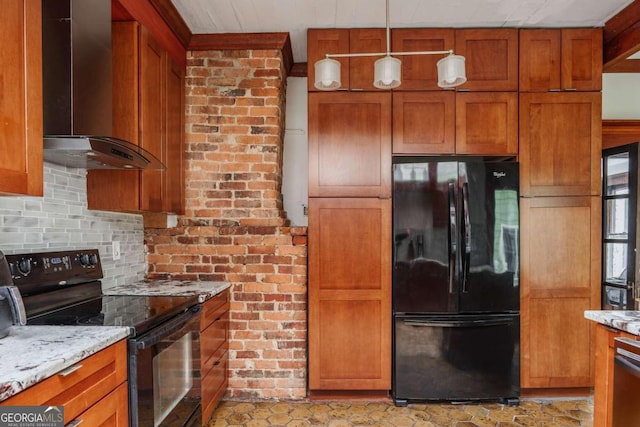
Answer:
xmin=144 ymin=49 xmax=308 ymax=400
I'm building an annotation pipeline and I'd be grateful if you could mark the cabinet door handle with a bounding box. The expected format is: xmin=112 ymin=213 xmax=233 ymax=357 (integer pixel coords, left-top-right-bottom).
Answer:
xmin=66 ymin=419 xmax=84 ymax=427
xmin=58 ymin=364 xmax=83 ymax=377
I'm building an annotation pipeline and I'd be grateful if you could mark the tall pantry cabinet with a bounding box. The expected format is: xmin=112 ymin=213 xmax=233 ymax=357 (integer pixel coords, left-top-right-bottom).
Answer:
xmin=307 ymin=91 xmax=392 ymax=391
xmin=518 ymin=28 xmax=602 ymax=389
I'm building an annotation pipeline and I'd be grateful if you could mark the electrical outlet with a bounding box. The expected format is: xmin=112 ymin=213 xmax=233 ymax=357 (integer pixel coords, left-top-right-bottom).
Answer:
xmin=112 ymin=241 xmax=121 ymax=260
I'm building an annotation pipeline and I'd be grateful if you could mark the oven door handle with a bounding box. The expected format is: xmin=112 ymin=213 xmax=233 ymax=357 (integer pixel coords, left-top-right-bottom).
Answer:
xmin=136 ymin=305 xmax=201 ymax=350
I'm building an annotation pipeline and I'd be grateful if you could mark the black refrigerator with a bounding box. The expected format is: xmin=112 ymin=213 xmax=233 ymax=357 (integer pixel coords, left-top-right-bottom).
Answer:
xmin=392 ymin=158 xmax=520 ymax=406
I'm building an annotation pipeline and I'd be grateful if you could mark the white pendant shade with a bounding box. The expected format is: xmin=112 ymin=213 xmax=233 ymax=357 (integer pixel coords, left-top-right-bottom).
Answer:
xmin=373 ymin=56 xmax=401 ymax=89
xmin=314 ymin=58 xmax=341 ymax=90
xmin=437 ymin=54 xmax=467 ymax=88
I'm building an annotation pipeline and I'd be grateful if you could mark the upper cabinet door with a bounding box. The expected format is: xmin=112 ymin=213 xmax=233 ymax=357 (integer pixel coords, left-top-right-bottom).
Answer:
xmin=520 ymin=28 xmax=602 ymax=92
xmin=350 ymin=29 xmax=387 ymax=91
xmin=392 ymin=92 xmax=455 ymax=154
xmin=520 ymin=92 xmax=602 ymax=197
xmin=561 ymin=28 xmax=602 ymax=91
xmin=308 ymin=92 xmax=392 ymax=197
xmin=0 ymin=0 xmax=43 ymax=196
xmin=455 ymin=29 xmax=519 ymax=91
xmin=391 ymin=29 xmax=455 ymax=91
xmin=456 ymin=92 xmax=518 ymax=155
xmin=164 ymin=54 xmax=185 ymax=215
xmin=307 ymin=29 xmax=350 ymax=92
xmin=519 ymin=29 xmax=562 ymax=92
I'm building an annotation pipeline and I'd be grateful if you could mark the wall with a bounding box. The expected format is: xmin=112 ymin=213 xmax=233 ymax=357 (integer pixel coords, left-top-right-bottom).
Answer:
xmin=282 ymin=77 xmax=309 ymax=226
xmin=603 ymin=73 xmax=640 ymax=119
xmin=144 ymin=49 xmax=308 ymax=400
xmin=0 ymin=163 xmax=146 ymax=289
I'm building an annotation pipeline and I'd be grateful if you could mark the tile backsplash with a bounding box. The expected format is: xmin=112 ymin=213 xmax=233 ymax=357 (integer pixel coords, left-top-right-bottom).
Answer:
xmin=0 ymin=163 xmax=146 ymax=289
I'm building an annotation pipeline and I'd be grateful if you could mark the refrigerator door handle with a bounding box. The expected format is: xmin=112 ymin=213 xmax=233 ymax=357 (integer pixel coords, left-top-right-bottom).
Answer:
xmin=462 ymin=182 xmax=471 ymax=293
xmin=403 ymin=318 xmax=516 ymax=328
xmin=448 ymin=182 xmax=457 ymax=294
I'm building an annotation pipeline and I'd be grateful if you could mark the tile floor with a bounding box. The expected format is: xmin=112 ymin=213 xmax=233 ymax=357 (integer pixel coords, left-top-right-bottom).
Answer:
xmin=207 ymin=398 xmax=593 ymax=426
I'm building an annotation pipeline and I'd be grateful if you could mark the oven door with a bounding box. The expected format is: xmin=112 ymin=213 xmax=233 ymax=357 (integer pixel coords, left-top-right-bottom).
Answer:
xmin=130 ymin=305 xmax=202 ymax=427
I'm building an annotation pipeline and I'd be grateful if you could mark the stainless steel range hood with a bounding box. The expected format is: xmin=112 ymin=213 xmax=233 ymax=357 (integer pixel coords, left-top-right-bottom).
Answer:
xmin=41 ymin=0 xmax=164 ymax=170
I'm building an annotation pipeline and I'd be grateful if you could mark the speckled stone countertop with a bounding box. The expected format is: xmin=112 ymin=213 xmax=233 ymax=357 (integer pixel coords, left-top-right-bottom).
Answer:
xmin=104 ymin=279 xmax=230 ymax=302
xmin=0 ymin=326 xmax=130 ymax=402
xmin=584 ymin=310 xmax=640 ymax=336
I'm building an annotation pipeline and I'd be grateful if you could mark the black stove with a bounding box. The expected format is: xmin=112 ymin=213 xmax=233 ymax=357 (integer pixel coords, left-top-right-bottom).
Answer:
xmin=5 ymin=249 xmax=198 ymax=335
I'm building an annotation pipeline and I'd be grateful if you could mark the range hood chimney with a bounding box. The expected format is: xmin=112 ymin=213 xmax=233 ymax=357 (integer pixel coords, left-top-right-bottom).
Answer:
xmin=41 ymin=0 xmax=164 ymax=170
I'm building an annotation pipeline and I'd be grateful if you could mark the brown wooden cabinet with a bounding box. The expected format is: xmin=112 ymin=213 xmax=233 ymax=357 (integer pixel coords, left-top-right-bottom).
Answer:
xmin=0 ymin=0 xmax=43 ymax=196
xmin=392 ymin=92 xmax=455 ymax=154
xmin=519 ymin=28 xmax=602 ymax=92
xmin=392 ymin=91 xmax=517 ymax=155
xmin=520 ymin=197 xmax=601 ymax=388
xmin=307 ymin=28 xmax=386 ymax=91
xmin=454 ymin=29 xmax=519 ymax=91
xmin=519 ymin=92 xmax=602 ymax=197
xmin=391 ymin=28 xmax=455 ymax=91
xmin=456 ymin=92 xmax=518 ymax=155
xmin=308 ymin=198 xmax=391 ymax=391
xmin=4 ymin=340 xmax=128 ymax=425
xmin=88 ymin=21 xmax=185 ymax=215
xmin=200 ymin=289 xmax=230 ymax=425
xmin=594 ymin=324 xmax=638 ymax=427
xmin=308 ymin=92 xmax=391 ymax=197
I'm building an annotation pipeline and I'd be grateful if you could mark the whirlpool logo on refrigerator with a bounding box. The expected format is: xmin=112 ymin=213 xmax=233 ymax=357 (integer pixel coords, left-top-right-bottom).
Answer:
xmin=493 ymin=171 xmax=507 ymax=178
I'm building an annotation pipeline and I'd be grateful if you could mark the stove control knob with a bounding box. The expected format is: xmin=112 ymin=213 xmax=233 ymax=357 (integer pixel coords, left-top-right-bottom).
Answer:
xmin=17 ymin=258 xmax=32 ymax=275
xmin=88 ymin=254 xmax=98 ymax=266
xmin=79 ymin=254 xmax=90 ymax=267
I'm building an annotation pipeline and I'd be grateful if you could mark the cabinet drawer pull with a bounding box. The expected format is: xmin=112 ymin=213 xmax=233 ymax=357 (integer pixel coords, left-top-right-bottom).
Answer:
xmin=213 ymin=360 xmax=221 ymax=366
xmin=58 ymin=364 xmax=83 ymax=377
xmin=66 ymin=419 xmax=84 ymax=427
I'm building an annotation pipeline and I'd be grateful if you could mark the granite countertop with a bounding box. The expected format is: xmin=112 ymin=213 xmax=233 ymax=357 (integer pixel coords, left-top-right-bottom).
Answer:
xmin=584 ymin=310 xmax=640 ymax=336
xmin=0 ymin=326 xmax=130 ymax=402
xmin=104 ymin=279 xmax=230 ymax=302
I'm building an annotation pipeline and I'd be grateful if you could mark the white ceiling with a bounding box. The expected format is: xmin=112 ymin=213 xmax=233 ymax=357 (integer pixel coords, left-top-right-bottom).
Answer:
xmin=171 ymin=0 xmax=634 ymax=63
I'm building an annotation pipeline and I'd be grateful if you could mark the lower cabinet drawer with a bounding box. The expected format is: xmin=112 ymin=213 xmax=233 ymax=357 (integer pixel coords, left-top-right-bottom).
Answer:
xmin=71 ymin=382 xmax=129 ymax=426
xmin=3 ymin=340 xmax=127 ymax=424
xmin=201 ymin=311 xmax=229 ymax=370
xmin=200 ymin=290 xmax=230 ymax=331
xmin=202 ymin=350 xmax=228 ymax=424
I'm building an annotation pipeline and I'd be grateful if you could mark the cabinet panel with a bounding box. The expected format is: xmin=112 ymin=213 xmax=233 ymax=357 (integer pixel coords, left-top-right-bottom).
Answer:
xmin=520 ymin=197 xmax=601 ymax=389
xmin=308 ymin=92 xmax=391 ymax=197
xmin=561 ymin=29 xmax=602 ymax=91
xmin=519 ymin=29 xmax=562 ymax=92
xmin=392 ymin=92 xmax=455 ymax=154
xmin=308 ymin=198 xmax=391 ymax=390
xmin=391 ymin=29 xmax=455 ymax=91
xmin=165 ymin=54 xmax=185 ymax=214
xmin=350 ymin=29 xmax=386 ymax=91
xmin=307 ymin=29 xmax=350 ymax=91
xmin=454 ymin=29 xmax=518 ymax=91
xmin=456 ymin=92 xmax=518 ymax=155
xmin=0 ymin=0 xmax=43 ymax=196
xmin=73 ymin=382 xmax=129 ymax=426
xmin=519 ymin=92 xmax=602 ymax=197
xmin=140 ymin=26 xmax=165 ymax=212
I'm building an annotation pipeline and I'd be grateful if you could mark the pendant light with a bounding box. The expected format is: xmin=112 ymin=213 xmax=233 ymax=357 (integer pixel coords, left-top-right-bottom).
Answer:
xmin=313 ymin=0 xmax=467 ymax=91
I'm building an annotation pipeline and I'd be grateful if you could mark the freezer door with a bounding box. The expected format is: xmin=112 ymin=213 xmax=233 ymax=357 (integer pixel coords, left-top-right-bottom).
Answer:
xmin=458 ymin=162 xmax=519 ymax=313
xmin=393 ymin=162 xmax=458 ymax=314
xmin=393 ymin=314 xmax=520 ymax=404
